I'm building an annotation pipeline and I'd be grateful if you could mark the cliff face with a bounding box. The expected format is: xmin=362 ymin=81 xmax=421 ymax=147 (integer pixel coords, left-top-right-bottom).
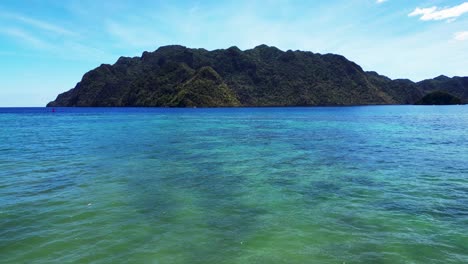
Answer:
xmin=47 ymin=45 xmax=467 ymax=107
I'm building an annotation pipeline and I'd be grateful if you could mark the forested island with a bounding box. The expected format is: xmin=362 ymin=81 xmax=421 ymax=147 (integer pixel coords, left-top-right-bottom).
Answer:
xmin=47 ymin=45 xmax=467 ymax=107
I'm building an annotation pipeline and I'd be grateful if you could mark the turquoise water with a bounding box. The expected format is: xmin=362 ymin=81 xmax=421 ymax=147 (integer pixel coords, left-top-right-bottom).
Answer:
xmin=1 ymin=106 xmax=467 ymax=263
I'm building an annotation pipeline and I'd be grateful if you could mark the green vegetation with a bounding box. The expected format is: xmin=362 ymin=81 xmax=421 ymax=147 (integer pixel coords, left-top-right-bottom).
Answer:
xmin=417 ymin=75 xmax=468 ymax=104
xmin=47 ymin=45 xmax=468 ymax=107
xmin=169 ymin=66 xmax=240 ymax=107
xmin=416 ymin=91 xmax=462 ymax=105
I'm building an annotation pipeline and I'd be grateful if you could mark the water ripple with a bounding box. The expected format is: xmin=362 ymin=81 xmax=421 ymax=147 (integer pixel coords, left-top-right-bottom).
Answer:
xmin=1 ymin=106 xmax=468 ymax=263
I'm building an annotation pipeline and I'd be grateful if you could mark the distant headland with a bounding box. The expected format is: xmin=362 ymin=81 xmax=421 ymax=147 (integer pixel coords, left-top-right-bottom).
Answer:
xmin=47 ymin=45 xmax=467 ymax=107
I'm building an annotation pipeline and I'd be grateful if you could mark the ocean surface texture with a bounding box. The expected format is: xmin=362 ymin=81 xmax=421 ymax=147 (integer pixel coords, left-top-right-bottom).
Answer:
xmin=1 ymin=106 xmax=467 ymax=264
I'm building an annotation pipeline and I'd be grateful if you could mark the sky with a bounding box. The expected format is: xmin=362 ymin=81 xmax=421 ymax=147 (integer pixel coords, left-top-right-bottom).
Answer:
xmin=0 ymin=0 xmax=467 ymax=106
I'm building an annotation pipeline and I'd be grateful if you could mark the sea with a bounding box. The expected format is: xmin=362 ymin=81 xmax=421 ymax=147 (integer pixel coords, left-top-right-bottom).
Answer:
xmin=1 ymin=106 xmax=467 ymax=263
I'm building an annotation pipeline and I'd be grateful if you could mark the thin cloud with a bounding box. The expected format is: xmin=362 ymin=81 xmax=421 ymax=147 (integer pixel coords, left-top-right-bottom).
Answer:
xmin=0 ymin=11 xmax=76 ymax=36
xmin=0 ymin=26 xmax=110 ymax=62
xmin=0 ymin=27 xmax=51 ymax=49
xmin=409 ymin=2 xmax=468 ymax=21
xmin=454 ymin=31 xmax=468 ymax=40
xmin=376 ymin=0 xmax=387 ymax=4
xmin=106 ymin=21 xmax=169 ymax=48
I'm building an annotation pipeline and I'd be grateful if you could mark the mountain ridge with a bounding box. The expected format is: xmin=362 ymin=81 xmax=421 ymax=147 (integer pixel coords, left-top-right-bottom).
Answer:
xmin=47 ymin=45 xmax=467 ymax=107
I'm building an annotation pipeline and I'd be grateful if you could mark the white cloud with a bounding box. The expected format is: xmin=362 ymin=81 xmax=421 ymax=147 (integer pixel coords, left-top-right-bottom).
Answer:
xmin=376 ymin=0 xmax=387 ymax=4
xmin=454 ymin=31 xmax=468 ymax=40
xmin=409 ymin=2 xmax=468 ymax=21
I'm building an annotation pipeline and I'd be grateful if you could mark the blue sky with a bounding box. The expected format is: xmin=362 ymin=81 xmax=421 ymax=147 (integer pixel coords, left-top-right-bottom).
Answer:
xmin=1 ymin=0 xmax=467 ymax=106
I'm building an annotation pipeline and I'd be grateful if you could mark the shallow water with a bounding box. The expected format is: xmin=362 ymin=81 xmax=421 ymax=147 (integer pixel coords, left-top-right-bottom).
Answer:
xmin=1 ymin=106 xmax=467 ymax=263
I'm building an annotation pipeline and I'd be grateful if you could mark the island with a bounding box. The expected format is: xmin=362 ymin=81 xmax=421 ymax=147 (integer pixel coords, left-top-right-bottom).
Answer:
xmin=47 ymin=45 xmax=467 ymax=107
